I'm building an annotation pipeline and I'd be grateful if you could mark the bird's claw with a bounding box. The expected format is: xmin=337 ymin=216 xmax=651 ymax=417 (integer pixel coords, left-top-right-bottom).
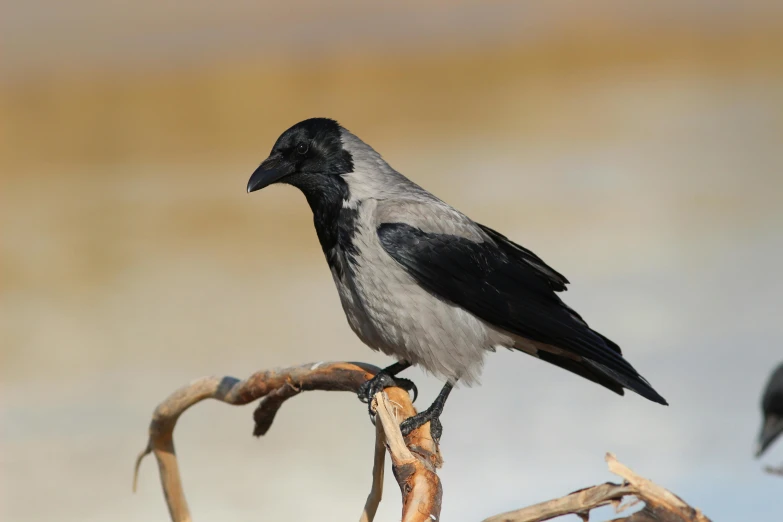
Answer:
xmin=358 ymin=372 xmax=397 ymax=405
xmin=358 ymin=373 xmax=418 ymax=405
xmin=391 ymin=377 xmax=418 ymax=403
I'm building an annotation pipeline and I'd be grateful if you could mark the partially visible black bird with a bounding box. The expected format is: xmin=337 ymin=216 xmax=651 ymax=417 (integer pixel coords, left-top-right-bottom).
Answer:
xmin=756 ymin=362 xmax=783 ymax=457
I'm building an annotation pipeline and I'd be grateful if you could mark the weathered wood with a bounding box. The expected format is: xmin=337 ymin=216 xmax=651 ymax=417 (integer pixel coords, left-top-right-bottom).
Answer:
xmin=483 ymin=453 xmax=711 ymax=522
xmin=133 ymin=361 xmax=440 ymax=522
xmin=134 ymin=361 xmax=711 ymax=522
xmin=482 ymin=482 xmax=635 ymax=522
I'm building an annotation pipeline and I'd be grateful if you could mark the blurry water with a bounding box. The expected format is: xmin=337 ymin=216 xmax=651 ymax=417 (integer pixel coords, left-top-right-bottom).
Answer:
xmin=2 ymin=63 xmax=782 ymax=521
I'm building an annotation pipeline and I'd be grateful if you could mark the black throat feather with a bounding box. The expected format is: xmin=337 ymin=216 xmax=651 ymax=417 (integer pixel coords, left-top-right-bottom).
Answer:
xmin=286 ymin=160 xmax=359 ymax=278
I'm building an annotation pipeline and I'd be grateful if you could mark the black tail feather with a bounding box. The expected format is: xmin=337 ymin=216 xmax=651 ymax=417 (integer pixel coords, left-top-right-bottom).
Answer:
xmin=531 ymin=348 xmax=668 ymax=406
xmin=536 ymin=350 xmax=625 ymax=396
xmin=583 ymin=358 xmax=668 ymax=406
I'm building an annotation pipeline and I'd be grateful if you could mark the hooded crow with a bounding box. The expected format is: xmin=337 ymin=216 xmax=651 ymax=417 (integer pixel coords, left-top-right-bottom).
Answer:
xmin=247 ymin=118 xmax=668 ymax=439
xmin=756 ymin=362 xmax=783 ymax=457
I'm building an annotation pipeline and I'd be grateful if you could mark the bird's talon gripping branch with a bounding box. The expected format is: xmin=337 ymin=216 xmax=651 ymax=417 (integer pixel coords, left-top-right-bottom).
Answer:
xmin=358 ymin=371 xmax=397 ymax=404
xmin=357 ymin=361 xmax=416 ymax=421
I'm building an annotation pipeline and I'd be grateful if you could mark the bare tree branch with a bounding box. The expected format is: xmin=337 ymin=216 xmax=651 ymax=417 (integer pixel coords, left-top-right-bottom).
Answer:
xmin=133 ymin=361 xmax=442 ymax=522
xmin=606 ymin=453 xmax=710 ymax=521
xmin=134 ymin=361 xmax=711 ymax=522
xmin=360 ymin=419 xmax=387 ymax=522
xmin=482 ymin=482 xmax=635 ymax=522
xmin=482 ymin=453 xmax=711 ymax=522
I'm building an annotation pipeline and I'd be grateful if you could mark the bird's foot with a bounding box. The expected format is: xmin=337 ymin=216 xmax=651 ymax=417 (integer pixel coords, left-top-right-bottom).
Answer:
xmin=358 ymin=372 xmax=418 ymax=419
xmin=398 ymin=381 xmax=453 ymax=443
xmin=399 ymin=407 xmax=444 ymax=442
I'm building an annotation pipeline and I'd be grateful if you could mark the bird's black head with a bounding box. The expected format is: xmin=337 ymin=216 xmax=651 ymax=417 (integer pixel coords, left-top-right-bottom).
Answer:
xmin=247 ymin=118 xmax=354 ymax=195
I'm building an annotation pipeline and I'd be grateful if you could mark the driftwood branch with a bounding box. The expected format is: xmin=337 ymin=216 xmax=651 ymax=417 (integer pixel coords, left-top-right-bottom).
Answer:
xmin=483 ymin=453 xmax=711 ymax=522
xmin=133 ymin=361 xmax=441 ymax=522
xmin=134 ymin=361 xmax=710 ymax=522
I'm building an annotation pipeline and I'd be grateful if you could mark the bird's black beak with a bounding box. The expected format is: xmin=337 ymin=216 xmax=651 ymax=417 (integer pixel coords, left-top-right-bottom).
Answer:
xmin=755 ymin=414 xmax=783 ymax=458
xmin=247 ymin=156 xmax=292 ymax=193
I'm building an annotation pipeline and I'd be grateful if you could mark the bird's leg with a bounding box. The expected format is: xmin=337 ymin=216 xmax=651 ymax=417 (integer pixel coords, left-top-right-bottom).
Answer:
xmin=358 ymin=361 xmax=417 ymax=416
xmin=399 ymin=381 xmax=454 ymax=443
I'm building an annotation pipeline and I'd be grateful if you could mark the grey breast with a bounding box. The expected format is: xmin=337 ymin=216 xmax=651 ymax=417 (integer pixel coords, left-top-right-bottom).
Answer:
xmin=332 ymin=195 xmax=512 ymax=385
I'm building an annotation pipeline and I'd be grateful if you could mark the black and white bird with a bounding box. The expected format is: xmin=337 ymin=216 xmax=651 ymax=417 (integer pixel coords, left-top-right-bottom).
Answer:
xmin=756 ymin=363 xmax=783 ymax=457
xmin=247 ymin=118 xmax=667 ymax=439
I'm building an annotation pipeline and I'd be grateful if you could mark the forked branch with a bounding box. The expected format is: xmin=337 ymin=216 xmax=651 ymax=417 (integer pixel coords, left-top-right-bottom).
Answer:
xmin=133 ymin=362 xmax=441 ymax=522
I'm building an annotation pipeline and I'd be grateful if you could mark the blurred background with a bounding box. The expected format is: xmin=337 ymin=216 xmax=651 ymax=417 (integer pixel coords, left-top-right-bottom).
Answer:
xmin=2 ymin=1 xmax=782 ymax=521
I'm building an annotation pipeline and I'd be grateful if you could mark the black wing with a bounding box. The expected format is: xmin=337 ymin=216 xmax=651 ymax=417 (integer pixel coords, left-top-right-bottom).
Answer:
xmin=477 ymin=223 xmax=570 ymax=292
xmin=378 ymin=222 xmax=667 ymax=405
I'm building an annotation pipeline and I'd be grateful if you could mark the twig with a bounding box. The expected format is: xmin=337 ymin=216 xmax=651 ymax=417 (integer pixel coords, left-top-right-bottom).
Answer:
xmin=482 ymin=482 xmax=635 ymax=522
xmin=359 ymin=419 xmax=386 ymax=522
xmin=482 ymin=453 xmax=711 ymax=522
xmin=605 ymin=452 xmax=710 ymax=521
xmin=133 ymin=361 xmax=442 ymax=522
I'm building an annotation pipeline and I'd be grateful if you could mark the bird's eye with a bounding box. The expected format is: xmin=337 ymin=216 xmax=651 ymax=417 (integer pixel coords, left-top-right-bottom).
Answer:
xmin=296 ymin=143 xmax=309 ymax=155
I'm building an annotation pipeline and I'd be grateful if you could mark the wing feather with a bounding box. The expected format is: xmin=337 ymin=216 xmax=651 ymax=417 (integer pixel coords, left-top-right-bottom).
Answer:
xmin=377 ymin=221 xmax=666 ymax=405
